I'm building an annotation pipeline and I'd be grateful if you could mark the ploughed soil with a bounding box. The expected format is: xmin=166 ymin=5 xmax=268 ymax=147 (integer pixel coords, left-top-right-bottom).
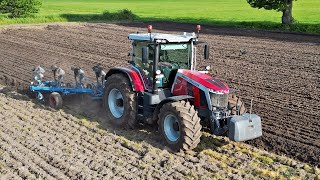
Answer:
xmin=0 ymin=22 xmax=319 ymax=178
xmin=0 ymin=86 xmax=318 ymax=179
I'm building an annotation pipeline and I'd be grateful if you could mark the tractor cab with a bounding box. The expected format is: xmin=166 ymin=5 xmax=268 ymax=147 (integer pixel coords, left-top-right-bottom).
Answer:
xmin=128 ymin=25 xmax=208 ymax=92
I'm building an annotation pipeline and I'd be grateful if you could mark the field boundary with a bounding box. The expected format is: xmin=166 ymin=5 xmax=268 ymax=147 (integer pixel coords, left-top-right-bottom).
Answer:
xmin=1 ymin=22 xmax=319 ymax=42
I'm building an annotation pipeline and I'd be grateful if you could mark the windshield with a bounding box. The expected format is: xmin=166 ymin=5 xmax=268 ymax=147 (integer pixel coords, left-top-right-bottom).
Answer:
xmin=159 ymin=43 xmax=191 ymax=69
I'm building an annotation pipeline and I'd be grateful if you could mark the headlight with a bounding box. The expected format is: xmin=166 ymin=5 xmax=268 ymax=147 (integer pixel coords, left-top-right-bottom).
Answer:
xmin=210 ymin=93 xmax=228 ymax=108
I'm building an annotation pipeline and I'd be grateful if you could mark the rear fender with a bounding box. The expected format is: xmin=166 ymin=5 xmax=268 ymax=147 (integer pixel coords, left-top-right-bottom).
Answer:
xmin=149 ymin=95 xmax=193 ymax=124
xmin=105 ymin=67 xmax=145 ymax=92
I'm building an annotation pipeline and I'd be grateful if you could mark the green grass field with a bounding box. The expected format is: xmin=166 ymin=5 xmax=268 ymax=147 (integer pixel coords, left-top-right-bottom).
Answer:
xmin=0 ymin=0 xmax=319 ymax=33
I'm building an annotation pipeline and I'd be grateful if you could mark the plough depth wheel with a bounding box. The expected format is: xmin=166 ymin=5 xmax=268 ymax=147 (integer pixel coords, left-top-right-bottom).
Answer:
xmin=49 ymin=92 xmax=63 ymax=109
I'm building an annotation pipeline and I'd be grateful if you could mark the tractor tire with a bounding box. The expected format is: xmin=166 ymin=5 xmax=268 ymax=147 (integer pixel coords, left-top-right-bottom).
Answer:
xmin=228 ymin=94 xmax=246 ymax=115
xmin=103 ymin=74 xmax=137 ymax=129
xmin=158 ymin=101 xmax=202 ymax=151
xmin=49 ymin=92 xmax=63 ymax=109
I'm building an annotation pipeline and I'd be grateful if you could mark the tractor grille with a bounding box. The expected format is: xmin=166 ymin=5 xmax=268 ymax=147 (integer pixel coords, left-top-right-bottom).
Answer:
xmin=210 ymin=93 xmax=228 ymax=108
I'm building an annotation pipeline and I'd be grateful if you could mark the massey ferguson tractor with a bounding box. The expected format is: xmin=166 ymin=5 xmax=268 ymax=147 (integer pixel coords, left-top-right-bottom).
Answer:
xmin=30 ymin=25 xmax=262 ymax=150
xmin=103 ymin=25 xmax=262 ymax=150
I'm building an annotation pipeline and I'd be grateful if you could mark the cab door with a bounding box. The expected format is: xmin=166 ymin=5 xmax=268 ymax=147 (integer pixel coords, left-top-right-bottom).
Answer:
xmin=132 ymin=41 xmax=154 ymax=90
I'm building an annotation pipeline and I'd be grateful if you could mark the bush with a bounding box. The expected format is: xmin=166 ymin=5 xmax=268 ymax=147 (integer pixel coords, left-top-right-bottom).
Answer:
xmin=0 ymin=0 xmax=42 ymax=18
xmin=103 ymin=9 xmax=137 ymax=21
xmin=115 ymin=9 xmax=136 ymax=21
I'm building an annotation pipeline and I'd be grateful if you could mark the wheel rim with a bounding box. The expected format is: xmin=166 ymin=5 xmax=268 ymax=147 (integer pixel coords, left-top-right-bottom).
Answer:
xmin=108 ymin=88 xmax=124 ymax=118
xmin=36 ymin=92 xmax=44 ymax=102
xmin=164 ymin=114 xmax=180 ymax=142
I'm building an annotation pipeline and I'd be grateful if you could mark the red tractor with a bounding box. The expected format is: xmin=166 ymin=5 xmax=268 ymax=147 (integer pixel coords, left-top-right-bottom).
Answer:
xmin=103 ymin=25 xmax=262 ymax=150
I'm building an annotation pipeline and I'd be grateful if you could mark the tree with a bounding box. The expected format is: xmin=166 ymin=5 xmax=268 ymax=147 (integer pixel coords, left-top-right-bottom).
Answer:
xmin=0 ymin=0 xmax=42 ymax=18
xmin=247 ymin=0 xmax=294 ymax=25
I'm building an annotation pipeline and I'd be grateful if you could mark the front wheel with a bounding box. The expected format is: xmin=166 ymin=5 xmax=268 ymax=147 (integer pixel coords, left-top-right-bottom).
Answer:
xmin=158 ymin=101 xmax=202 ymax=151
xmin=103 ymin=74 xmax=137 ymax=129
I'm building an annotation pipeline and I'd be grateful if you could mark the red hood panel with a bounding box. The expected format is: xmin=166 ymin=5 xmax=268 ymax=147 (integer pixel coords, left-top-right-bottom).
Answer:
xmin=178 ymin=69 xmax=229 ymax=93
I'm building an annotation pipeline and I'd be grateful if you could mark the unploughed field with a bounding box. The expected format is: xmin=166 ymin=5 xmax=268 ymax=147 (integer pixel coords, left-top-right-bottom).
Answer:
xmin=0 ymin=0 xmax=319 ymax=31
xmin=0 ymin=23 xmax=319 ymax=179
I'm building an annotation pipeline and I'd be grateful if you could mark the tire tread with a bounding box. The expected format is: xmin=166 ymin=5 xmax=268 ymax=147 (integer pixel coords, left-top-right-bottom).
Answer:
xmin=158 ymin=100 xmax=202 ymax=151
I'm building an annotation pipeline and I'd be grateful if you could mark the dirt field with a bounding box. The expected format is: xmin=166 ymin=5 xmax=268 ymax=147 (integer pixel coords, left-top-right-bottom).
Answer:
xmin=0 ymin=86 xmax=319 ymax=179
xmin=0 ymin=22 xmax=319 ymax=178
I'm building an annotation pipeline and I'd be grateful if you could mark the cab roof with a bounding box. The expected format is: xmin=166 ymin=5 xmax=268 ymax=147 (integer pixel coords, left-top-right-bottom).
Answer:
xmin=128 ymin=33 xmax=197 ymax=43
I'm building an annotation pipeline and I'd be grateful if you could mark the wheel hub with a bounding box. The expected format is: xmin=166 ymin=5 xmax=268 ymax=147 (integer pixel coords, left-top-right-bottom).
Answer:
xmin=116 ymin=99 xmax=124 ymax=107
xmin=173 ymin=122 xmax=179 ymax=131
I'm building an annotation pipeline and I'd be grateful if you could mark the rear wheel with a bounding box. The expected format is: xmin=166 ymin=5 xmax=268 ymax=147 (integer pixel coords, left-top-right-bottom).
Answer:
xmin=158 ymin=101 xmax=202 ymax=151
xmin=103 ymin=74 xmax=137 ymax=129
xmin=228 ymin=94 xmax=246 ymax=115
xmin=49 ymin=92 xmax=63 ymax=109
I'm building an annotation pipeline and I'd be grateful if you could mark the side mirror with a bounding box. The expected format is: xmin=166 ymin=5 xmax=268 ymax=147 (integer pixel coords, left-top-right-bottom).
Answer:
xmin=204 ymin=44 xmax=209 ymax=60
xmin=142 ymin=47 xmax=149 ymax=63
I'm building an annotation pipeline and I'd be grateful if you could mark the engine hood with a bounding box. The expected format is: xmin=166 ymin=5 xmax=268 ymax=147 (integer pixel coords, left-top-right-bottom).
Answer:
xmin=177 ymin=69 xmax=229 ymax=93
